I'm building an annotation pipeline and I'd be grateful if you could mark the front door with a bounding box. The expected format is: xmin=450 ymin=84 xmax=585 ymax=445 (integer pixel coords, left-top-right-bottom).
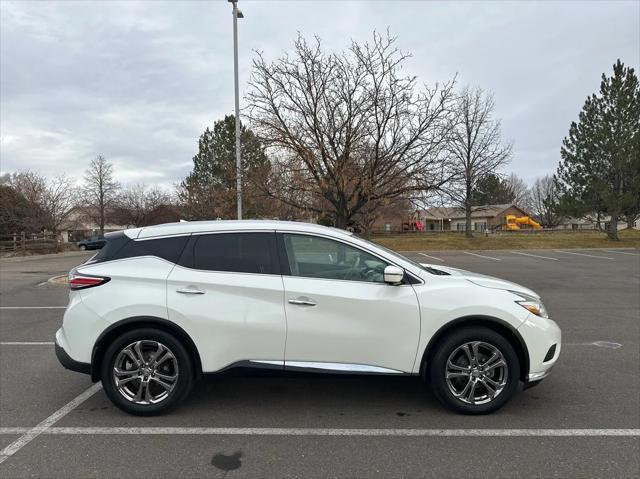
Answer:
xmin=279 ymin=233 xmax=421 ymax=373
xmin=166 ymin=232 xmax=286 ymax=372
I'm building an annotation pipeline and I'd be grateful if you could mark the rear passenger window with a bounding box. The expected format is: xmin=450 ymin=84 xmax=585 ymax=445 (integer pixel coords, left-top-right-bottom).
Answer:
xmin=185 ymin=233 xmax=278 ymax=275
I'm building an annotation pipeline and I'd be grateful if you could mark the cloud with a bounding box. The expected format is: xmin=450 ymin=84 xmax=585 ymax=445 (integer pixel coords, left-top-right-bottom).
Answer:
xmin=1 ymin=0 xmax=638 ymax=189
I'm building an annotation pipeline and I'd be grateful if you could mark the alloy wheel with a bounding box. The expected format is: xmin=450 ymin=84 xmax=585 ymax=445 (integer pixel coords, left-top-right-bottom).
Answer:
xmin=112 ymin=340 xmax=179 ymax=405
xmin=445 ymin=341 xmax=508 ymax=405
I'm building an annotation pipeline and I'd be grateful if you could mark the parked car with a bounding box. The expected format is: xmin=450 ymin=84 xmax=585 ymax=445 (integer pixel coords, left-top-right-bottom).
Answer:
xmin=76 ymin=236 xmax=106 ymax=251
xmin=55 ymin=220 xmax=561 ymax=415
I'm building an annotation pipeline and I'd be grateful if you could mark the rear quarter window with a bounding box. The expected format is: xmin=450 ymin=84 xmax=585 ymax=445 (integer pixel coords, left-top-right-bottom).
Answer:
xmin=112 ymin=236 xmax=189 ymax=264
xmin=86 ymin=233 xmax=189 ymax=264
xmin=85 ymin=232 xmax=129 ymax=264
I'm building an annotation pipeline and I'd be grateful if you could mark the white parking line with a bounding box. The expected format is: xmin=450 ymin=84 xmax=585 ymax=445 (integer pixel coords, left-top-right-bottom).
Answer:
xmin=554 ymin=251 xmax=614 ymax=260
xmin=0 ymin=383 xmax=102 ymax=465
xmin=0 ymin=427 xmax=637 ymax=437
xmin=463 ymin=251 xmax=501 ymax=261
xmin=602 ymin=250 xmax=640 ymax=257
xmin=0 ymin=306 xmax=65 ymax=310
xmin=0 ymin=342 xmax=54 ymax=345
xmin=509 ymin=251 xmax=559 ymax=261
xmin=418 ymin=253 xmax=444 ymax=262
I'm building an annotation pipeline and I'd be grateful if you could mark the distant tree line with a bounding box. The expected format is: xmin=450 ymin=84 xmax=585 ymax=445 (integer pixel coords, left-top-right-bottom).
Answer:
xmin=0 ymin=158 xmax=179 ymax=237
xmin=1 ymin=32 xmax=637 ymax=242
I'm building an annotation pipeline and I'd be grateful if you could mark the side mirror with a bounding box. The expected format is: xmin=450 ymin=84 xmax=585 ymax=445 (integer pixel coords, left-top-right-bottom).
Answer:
xmin=384 ymin=265 xmax=404 ymax=285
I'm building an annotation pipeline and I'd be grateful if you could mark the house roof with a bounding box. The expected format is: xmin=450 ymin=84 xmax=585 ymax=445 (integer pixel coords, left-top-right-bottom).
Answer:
xmin=419 ymin=204 xmax=526 ymax=220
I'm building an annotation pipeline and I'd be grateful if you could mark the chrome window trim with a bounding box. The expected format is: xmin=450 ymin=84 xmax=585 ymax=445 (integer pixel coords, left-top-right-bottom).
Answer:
xmin=125 ymin=227 xmax=422 ymax=284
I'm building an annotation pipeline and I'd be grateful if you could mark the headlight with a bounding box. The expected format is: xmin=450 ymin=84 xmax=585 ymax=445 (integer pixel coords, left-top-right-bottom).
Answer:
xmin=512 ymin=291 xmax=548 ymax=318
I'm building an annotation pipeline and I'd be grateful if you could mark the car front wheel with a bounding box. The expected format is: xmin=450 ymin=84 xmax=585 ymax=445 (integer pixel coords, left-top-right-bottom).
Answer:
xmin=100 ymin=328 xmax=193 ymax=416
xmin=428 ymin=326 xmax=520 ymax=414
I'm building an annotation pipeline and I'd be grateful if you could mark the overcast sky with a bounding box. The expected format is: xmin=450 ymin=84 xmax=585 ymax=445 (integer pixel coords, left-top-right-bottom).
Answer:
xmin=1 ymin=0 xmax=638 ymax=189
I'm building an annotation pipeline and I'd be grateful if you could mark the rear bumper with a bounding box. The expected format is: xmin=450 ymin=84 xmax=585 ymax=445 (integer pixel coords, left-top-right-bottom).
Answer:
xmin=55 ymin=331 xmax=91 ymax=375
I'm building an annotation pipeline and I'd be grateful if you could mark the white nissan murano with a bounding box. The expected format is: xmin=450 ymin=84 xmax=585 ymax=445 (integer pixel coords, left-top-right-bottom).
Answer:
xmin=55 ymin=220 xmax=561 ymax=415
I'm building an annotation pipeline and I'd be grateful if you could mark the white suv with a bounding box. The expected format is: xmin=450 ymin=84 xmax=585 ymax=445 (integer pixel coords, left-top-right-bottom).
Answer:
xmin=55 ymin=220 xmax=560 ymax=415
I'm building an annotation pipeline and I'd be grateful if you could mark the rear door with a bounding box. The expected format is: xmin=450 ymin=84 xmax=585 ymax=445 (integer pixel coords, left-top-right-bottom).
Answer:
xmin=166 ymin=232 xmax=286 ymax=372
xmin=279 ymin=233 xmax=421 ymax=373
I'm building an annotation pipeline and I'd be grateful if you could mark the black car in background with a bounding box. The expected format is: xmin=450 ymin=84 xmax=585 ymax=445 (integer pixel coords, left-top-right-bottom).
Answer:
xmin=76 ymin=236 xmax=106 ymax=250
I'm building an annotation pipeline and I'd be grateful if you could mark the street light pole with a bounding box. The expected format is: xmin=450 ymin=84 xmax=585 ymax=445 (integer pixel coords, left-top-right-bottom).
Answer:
xmin=229 ymin=0 xmax=243 ymax=219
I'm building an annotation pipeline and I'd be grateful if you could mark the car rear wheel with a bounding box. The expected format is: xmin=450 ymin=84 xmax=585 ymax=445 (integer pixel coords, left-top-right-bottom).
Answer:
xmin=428 ymin=326 xmax=520 ymax=414
xmin=100 ymin=328 xmax=193 ymax=416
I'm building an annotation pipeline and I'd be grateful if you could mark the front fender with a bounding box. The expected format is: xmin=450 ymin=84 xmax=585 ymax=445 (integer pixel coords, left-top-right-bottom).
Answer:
xmin=411 ymin=280 xmax=529 ymax=373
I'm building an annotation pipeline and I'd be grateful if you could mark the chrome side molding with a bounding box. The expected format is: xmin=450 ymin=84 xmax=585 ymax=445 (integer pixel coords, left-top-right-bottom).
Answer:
xmin=285 ymin=361 xmax=404 ymax=374
xmin=247 ymin=360 xmax=405 ymax=374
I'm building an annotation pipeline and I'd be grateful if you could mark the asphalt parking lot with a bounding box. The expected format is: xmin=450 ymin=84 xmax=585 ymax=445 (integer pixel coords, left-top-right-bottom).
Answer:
xmin=1 ymin=248 xmax=639 ymax=478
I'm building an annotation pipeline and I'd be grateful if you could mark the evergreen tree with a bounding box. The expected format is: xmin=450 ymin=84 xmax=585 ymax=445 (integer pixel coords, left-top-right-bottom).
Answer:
xmin=178 ymin=115 xmax=272 ymax=219
xmin=469 ymin=174 xmax=514 ymax=205
xmin=556 ymin=60 xmax=640 ymax=240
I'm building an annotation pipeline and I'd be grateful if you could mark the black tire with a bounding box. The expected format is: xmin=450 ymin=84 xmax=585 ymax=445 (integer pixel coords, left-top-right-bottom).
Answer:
xmin=79 ymin=245 xmax=87 ymax=251
xmin=100 ymin=328 xmax=194 ymax=416
xmin=428 ymin=326 xmax=520 ymax=414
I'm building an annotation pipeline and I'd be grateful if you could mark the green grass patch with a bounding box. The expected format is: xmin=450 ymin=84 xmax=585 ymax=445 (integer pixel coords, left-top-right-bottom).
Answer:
xmin=369 ymin=229 xmax=640 ymax=251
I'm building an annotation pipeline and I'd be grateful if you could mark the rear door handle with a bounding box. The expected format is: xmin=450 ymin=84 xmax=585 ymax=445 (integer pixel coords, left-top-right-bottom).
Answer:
xmin=288 ymin=297 xmax=317 ymax=306
xmin=176 ymin=287 xmax=205 ymax=295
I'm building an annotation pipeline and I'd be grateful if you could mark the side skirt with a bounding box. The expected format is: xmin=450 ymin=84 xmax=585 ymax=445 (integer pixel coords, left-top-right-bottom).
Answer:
xmin=210 ymin=360 xmax=412 ymax=377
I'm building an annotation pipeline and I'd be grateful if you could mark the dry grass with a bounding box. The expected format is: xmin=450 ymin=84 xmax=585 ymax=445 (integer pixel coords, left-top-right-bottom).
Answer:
xmin=369 ymin=229 xmax=640 ymax=251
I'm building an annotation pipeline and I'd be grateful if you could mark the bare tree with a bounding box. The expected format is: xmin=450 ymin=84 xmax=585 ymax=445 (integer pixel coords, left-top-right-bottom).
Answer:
xmin=2 ymin=170 xmax=47 ymax=209
xmin=115 ymin=184 xmax=172 ymax=227
xmin=247 ymin=31 xmax=456 ymax=229
xmin=42 ymin=175 xmax=77 ymax=236
xmin=530 ymin=174 xmax=562 ymax=228
xmin=505 ymin=173 xmax=532 ymax=212
xmin=443 ymin=87 xmax=512 ymax=237
xmin=83 ymin=155 xmax=119 ymax=236
xmin=2 ymin=171 xmax=76 ymax=235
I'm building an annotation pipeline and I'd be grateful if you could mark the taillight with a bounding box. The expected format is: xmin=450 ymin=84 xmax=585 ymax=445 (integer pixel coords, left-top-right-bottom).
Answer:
xmin=68 ymin=272 xmax=110 ymax=290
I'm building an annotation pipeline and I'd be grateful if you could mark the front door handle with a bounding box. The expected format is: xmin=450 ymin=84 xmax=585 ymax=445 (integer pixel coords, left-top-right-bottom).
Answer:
xmin=288 ymin=297 xmax=317 ymax=306
xmin=176 ymin=287 xmax=205 ymax=295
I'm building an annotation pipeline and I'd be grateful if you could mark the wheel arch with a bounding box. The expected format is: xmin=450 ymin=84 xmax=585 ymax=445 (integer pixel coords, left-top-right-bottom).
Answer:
xmin=419 ymin=315 xmax=530 ymax=382
xmin=90 ymin=316 xmax=203 ymax=382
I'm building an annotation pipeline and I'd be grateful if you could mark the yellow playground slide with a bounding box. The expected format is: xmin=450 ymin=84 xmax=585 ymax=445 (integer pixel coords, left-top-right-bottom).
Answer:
xmin=505 ymin=215 xmax=542 ymax=230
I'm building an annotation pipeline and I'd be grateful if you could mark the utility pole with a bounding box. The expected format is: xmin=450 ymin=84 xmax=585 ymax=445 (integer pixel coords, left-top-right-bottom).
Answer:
xmin=229 ymin=0 xmax=244 ymax=219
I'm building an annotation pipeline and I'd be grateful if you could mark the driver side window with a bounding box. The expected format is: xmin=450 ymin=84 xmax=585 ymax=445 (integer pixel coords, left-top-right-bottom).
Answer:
xmin=283 ymin=234 xmax=388 ymax=283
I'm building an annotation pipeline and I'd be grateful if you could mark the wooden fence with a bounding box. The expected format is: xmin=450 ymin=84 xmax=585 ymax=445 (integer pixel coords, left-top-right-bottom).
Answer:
xmin=0 ymin=232 xmax=61 ymax=254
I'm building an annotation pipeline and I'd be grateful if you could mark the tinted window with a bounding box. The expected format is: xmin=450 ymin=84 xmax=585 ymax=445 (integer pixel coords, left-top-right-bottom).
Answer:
xmin=184 ymin=233 xmax=278 ymax=274
xmin=85 ymin=231 xmax=129 ymax=264
xmin=283 ymin=234 xmax=388 ymax=283
xmin=113 ymin=236 xmax=189 ymax=264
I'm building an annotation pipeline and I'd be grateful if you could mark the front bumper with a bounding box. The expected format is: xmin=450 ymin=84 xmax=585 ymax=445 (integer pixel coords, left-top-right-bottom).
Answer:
xmin=527 ymin=369 xmax=552 ymax=382
xmin=517 ymin=314 xmax=561 ymax=384
xmin=55 ymin=330 xmax=91 ymax=375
